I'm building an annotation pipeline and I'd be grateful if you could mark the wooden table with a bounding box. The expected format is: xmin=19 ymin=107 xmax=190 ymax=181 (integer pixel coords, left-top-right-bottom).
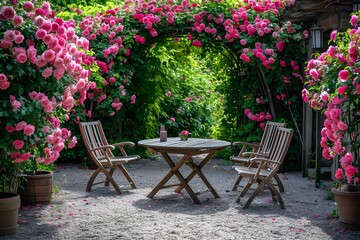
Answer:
xmin=138 ymin=137 xmax=231 ymax=204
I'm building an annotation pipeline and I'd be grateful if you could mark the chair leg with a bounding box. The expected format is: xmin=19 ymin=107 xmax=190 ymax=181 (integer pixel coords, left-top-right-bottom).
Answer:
xmin=236 ymin=181 xmax=252 ymax=203
xmin=118 ymin=164 xmax=137 ymax=189
xmin=274 ymin=174 xmax=285 ymax=192
xmin=98 ymin=166 xmax=122 ymax=194
xmin=86 ymin=168 xmax=102 ymax=192
xmin=266 ymin=180 xmax=285 ymax=209
xmin=103 ymin=170 xmax=122 ymax=194
xmin=105 ymin=167 xmax=116 ymax=186
xmin=242 ymin=181 xmax=266 ymax=209
xmin=232 ymin=175 xmax=243 ymax=191
xmin=240 ymin=179 xmax=253 ymax=197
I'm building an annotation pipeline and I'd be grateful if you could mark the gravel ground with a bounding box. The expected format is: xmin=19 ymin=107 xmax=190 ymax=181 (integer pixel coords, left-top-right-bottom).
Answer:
xmin=2 ymin=155 xmax=360 ymax=240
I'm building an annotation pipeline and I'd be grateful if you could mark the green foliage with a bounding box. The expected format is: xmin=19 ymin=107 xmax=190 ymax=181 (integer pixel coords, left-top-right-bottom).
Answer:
xmin=50 ymin=0 xmax=124 ymax=15
xmin=128 ymin=39 xmax=221 ymax=141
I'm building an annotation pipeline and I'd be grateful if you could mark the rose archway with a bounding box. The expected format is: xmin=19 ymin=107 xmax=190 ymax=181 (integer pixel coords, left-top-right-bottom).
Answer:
xmin=60 ymin=0 xmax=307 ymax=160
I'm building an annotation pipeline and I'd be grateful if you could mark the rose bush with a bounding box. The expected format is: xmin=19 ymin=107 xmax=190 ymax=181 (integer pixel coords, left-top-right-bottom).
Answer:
xmin=303 ymin=14 xmax=360 ymax=190
xmin=0 ymin=1 xmax=89 ymax=192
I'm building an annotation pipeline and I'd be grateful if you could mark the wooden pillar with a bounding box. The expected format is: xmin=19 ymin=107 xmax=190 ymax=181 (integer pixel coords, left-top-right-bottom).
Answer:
xmin=315 ymin=111 xmax=323 ymax=188
xmin=302 ymin=103 xmax=313 ymax=177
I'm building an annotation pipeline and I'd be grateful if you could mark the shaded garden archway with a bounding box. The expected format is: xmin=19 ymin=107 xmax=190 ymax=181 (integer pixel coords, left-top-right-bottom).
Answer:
xmin=62 ymin=0 xmax=307 ymax=165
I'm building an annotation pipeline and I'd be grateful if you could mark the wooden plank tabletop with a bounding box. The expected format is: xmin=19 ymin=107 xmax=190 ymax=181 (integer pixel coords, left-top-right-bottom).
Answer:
xmin=138 ymin=137 xmax=230 ymax=150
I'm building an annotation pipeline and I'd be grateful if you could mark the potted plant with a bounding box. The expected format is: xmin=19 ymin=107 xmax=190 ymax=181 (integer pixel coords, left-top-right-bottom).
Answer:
xmin=303 ymin=14 xmax=360 ymax=228
xmin=0 ymin=0 xmax=89 ymax=231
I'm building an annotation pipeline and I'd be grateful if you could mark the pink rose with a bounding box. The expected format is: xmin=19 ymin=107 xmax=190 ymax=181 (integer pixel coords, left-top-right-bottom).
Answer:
xmin=54 ymin=67 xmax=65 ymax=80
xmin=335 ymin=168 xmax=344 ymax=180
xmin=35 ymin=29 xmax=47 ymax=39
xmin=0 ymin=81 xmax=10 ymax=90
xmin=14 ymin=34 xmax=24 ymax=44
xmin=13 ymin=139 xmax=24 ymax=150
xmin=5 ymin=126 xmax=16 ymax=133
xmin=41 ymin=21 xmax=52 ymax=33
xmin=309 ymin=69 xmax=320 ymax=80
xmin=16 ymin=53 xmax=27 ymax=63
xmin=75 ymin=78 xmax=86 ymax=90
xmin=337 ymin=85 xmax=348 ymax=95
xmin=320 ymin=91 xmax=329 ymax=102
xmin=42 ymin=49 xmax=55 ymax=62
xmin=340 ymin=152 xmax=353 ymax=168
xmin=276 ymin=41 xmax=284 ymax=52
xmin=337 ymin=121 xmax=348 ymax=131
xmin=68 ymin=136 xmax=77 ymax=149
xmin=34 ymin=16 xmax=45 ymax=26
xmin=11 ymin=99 xmax=21 ymax=111
xmin=12 ymin=15 xmax=23 ymax=27
xmin=23 ymin=2 xmax=35 ymax=12
xmin=338 ymin=70 xmax=350 ymax=82
xmin=345 ymin=165 xmax=359 ymax=184
xmin=130 ymin=94 xmax=136 ymax=104
xmin=53 ymin=142 xmax=65 ymax=152
xmin=350 ymin=15 xmax=358 ymax=28
xmin=1 ymin=6 xmax=15 ymax=19
xmin=330 ymin=30 xmax=337 ymax=41
xmin=13 ymin=152 xmax=31 ymax=163
xmin=41 ymin=67 xmax=53 ymax=78
xmin=23 ymin=124 xmax=35 ymax=136
xmin=16 ymin=121 xmax=27 ymax=131
xmin=0 ymin=73 xmax=8 ymax=82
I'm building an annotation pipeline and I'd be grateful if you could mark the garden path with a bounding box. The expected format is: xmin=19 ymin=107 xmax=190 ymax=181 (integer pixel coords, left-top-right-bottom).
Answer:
xmin=2 ymin=156 xmax=360 ymax=240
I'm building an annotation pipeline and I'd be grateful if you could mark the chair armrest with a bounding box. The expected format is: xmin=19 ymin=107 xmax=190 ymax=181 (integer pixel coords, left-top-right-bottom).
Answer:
xmin=112 ymin=142 xmax=135 ymax=156
xmin=242 ymin=151 xmax=269 ymax=158
xmin=91 ymin=145 xmax=115 ymax=151
xmin=250 ymin=158 xmax=280 ymax=165
xmin=232 ymin=141 xmax=260 ymax=148
xmin=113 ymin=142 xmax=135 ymax=147
xmin=90 ymin=145 xmax=115 ymax=166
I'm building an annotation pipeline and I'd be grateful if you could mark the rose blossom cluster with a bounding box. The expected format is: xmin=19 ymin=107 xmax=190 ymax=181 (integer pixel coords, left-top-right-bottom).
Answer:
xmin=244 ymin=108 xmax=272 ymax=129
xmin=0 ymin=2 xmax=90 ymax=107
xmin=0 ymin=1 xmax=89 ymax=165
xmin=303 ymin=15 xmax=360 ymax=186
xmin=7 ymin=119 xmax=77 ymax=165
xmin=76 ymin=8 xmax=139 ymax=116
xmin=335 ymin=152 xmax=359 ymax=185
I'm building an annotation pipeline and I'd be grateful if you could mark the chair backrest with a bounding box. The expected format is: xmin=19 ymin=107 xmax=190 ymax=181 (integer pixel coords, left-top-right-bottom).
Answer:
xmin=264 ymin=127 xmax=294 ymax=171
xmin=79 ymin=121 xmax=114 ymax=164
xmin=258 ymin=121 xmax=287 ymax=154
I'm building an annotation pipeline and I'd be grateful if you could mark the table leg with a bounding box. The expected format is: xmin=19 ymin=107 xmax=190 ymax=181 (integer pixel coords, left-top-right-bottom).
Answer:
xmin=147 ymin=153 xmax=201 ymax=204
xmin=175 ymin=151 xmax=220 ymax=199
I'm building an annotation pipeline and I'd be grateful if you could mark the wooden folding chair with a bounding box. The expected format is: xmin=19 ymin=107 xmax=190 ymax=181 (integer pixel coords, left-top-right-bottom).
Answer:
xmin=234 ymin=127 xmax=293 ymax=209
xmin=231 ymin=121 xmax=286 ymax=191
xmin=79 ymin=121 xmax=140 ymax=194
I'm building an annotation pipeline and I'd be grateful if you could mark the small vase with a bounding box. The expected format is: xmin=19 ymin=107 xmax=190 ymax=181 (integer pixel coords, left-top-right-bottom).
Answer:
xmin=180 ymin=135 xmax=188 ymax=141
xmin=332 ymin=186 xmax=360 ymax=229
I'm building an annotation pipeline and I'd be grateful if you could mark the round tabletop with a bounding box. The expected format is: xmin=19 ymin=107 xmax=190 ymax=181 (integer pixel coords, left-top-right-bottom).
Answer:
xmin=138 ymin=137 xmax=230 ymax=152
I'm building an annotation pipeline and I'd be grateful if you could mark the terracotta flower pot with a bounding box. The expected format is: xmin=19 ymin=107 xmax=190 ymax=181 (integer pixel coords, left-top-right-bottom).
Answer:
xmin=0 ymin=192 xmax=20 ymax=235
xmin=18 ymin=171 xmax=53 ymax=204
xmin=332 ymin=186 xmax=360 ymax=229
